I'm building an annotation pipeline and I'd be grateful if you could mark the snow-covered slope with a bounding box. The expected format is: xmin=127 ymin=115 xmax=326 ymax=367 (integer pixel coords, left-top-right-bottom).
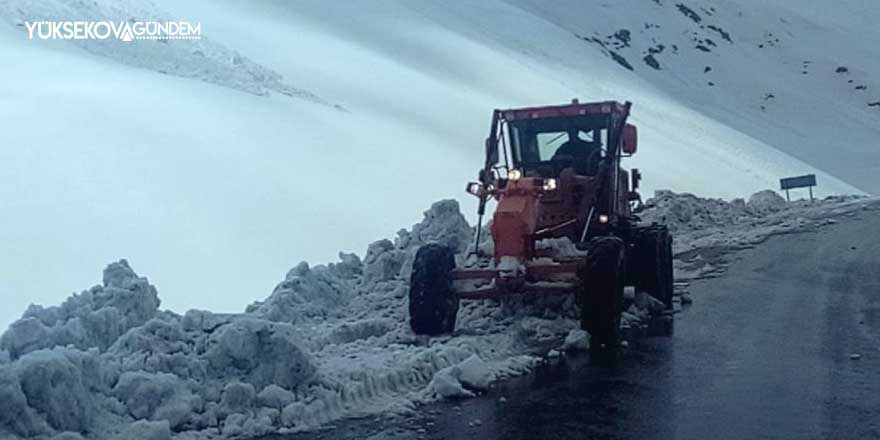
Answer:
xmin=0 ymin=0 xmax=876 ymax=332
xmin=511 ymin=0 xmax=880 ymax=193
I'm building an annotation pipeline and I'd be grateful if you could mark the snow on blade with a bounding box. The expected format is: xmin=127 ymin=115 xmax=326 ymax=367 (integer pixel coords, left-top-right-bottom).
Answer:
xmin=1 ymin=195 xmax=877 ymax=439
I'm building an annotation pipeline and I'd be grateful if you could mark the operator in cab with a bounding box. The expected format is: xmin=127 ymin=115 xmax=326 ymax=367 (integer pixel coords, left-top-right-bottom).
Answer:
xmin=552 ymin=128 xmax=602 ymax=175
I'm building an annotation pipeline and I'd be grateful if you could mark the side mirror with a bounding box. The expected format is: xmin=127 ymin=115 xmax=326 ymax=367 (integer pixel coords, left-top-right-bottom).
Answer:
xmin=631 ymin=168 xmax=641 ymax=190
xmin=622 ymin=124 xmax=638 ymax=155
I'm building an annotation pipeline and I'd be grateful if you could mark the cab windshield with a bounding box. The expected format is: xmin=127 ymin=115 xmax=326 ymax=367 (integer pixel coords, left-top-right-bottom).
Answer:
xmin=506 ymin=115 xmax=610 ymax=176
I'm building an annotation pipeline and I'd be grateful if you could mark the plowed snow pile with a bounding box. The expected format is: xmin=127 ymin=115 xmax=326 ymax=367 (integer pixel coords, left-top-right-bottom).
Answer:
xmin=1 ymin=193 xmax=876 ymax=440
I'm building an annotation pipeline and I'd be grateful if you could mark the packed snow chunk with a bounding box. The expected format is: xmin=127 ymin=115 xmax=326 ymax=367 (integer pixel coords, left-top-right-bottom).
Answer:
xmin=13 ymin=347 xmax=104 ymax=433
xmin=181 ymin=309 xmax=235 ymax=333
xmin=221 ymin=413 xmax=249 ymax=437
xmin=330 ymin=252 xmax=363 ymax=279
xmin=428 ymin=366 xmax=474 ymax=399
xmin=117 ymin=420 xmax=171 ymax=440
xmin=220 ymin=411 xmax=275 ymax=438
xmin=515 ymin=317 xmax=577 ymax=349
xmin=247 ymin=259 xmax=357 ymax=323
xmin=535 ymin=238 xmax=588 ymax=258
xmin=362 ymin=239 xmax=405 ymax=284
xmin=562 ymin=329 xmax=590 ymax=352
xmin=427 ymin=355 xmax=494 ymax=399
xmin=327 ymin=318 xmax=395 ymax=345
xmin=635 ymin=292 xmax=666 ymax=313
xmin=454 ymin=355 xmax=494 ymax=390
xmin=0 ymin=260 xmax=160 ymax=359
xmin=51 ymin=432 xmax=86 ymax=440
xmin=639 ymin=191 xmax=744 ymax=233
xmin=204 ymin=318 xmax=315 ymax=389
xmin=409 ymin=200 xmax=473 ymax=253
xmin=0 ymin=318 xmax=49 ymax=361
xmin=397 ymin=200 xmax=473 ymax=278
xmin=109 ymin=315 xmax=206 ymax=379
xmin=280 ymin=402 xmax=307 ymax=428
xmin=112 ymin=370 xmax=200 ymax=430
xmin=747 ymin=190 xmax=787 ymax=213
xmin=257 ymin=384 xmax=295 ymax=410
xmin=0 ymin=366 xmax=47 ymax=437
xmin=218 ymin=381 xmax=256 ymax=418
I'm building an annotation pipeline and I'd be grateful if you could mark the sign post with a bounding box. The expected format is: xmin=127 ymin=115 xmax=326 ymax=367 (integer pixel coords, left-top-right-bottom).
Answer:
xmin=779 ymin=174 xmax=817 ymax=202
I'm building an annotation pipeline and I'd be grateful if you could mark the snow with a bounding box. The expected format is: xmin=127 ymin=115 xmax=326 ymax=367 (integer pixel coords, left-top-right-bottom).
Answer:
xmin=0 ymin=0 xmax=330 ymax=104
xmin=50 ymin=434 xmax=86 ymax=440
xmin=118 ymin=420 xmax=171 ymax=440
xmin=634 ymin=292 xmax=667 ymax=314
xmin=497 ymin=256 xmax=524 ymax=276
xmin=1 ymin=0 xmax=876 ymax=337
xmin=536 ymin=238 xmax=589 ymax=258
xmin=1 ymin=194 xmax=878 ymax=439
xmin=562 ymin=329 xmax=590 ymax=352
xmin=454 ymin=355 xmax=495 ymax=391
xmin=0 ymin=260 xmax=160 ymax=359
xmin=255 ymin=385 xmax=295 ymax=411
xmin=113 ymin=371 xmax=203 ymax=430
xmin=9 ymin=347 xmax=104 ymax=435
xmin=202 ymin=319 xmax=315 ymax=390
xmin=422 ymin=354 xmax=494 ymax=399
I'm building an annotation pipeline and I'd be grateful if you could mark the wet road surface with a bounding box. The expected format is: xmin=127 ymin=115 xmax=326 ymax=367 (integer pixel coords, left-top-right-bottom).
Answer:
xmin=263 ymin=206 xmax=880 ymax=440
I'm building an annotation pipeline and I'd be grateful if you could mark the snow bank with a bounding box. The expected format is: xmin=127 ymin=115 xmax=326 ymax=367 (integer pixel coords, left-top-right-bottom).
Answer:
xmin=246 ymin=259 xmax=360 ymax=323
xmin=1 ymin=260 xmax=159 ymax=359
xmin=639 ymin=190 xmax=874 ymax=279
xmin=1 ymin=195 xmax=875 ymax=439
xmin=0 ymin=347 xmax=110 ymax=437
xmin=640 ymin=189 xmax=862 ymax=236
xmin=203 ymin=319 xmax=314 ymax=390
xmin=118 ymin=420 xmax=171 ymax=440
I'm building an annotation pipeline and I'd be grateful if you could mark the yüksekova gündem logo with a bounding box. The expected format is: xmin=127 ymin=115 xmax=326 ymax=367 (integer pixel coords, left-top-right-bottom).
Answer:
xmin=24 ymin=20 xmax=201 ymax=42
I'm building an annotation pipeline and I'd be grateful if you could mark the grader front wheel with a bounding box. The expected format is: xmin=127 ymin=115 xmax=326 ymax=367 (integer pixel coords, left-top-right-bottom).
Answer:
xmin=408 ymin=244 xmax=459 ymax=335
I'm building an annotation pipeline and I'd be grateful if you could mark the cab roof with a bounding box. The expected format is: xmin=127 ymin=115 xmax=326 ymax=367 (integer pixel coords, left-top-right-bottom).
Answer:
xmin=499 ymin=100 xmax=629 ymax=122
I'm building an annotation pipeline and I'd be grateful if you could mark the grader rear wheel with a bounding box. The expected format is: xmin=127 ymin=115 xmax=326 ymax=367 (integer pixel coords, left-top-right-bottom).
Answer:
xmin=578 ymin=236 xmax=626 ymax=350
xmin=632 ymin=226 xmax=674 ymax=309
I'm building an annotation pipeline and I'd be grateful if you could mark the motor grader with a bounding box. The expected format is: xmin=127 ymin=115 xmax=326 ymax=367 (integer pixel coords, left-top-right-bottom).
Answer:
xmin=408 ymin=100 xmax=673 ymax=349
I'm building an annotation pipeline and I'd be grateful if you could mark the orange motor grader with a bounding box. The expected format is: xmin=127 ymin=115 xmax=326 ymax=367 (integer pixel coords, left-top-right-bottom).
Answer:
xmin=408 ymin=100 xmax=673 ymax=349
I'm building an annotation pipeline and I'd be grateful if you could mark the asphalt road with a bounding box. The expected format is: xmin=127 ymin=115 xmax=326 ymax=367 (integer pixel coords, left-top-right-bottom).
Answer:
xmin=264 ymin=204 xmax=880 ymax=440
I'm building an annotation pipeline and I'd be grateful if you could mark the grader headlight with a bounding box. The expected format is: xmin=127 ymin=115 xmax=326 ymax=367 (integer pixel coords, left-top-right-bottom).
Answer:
xmin=466 ymin=182 xmax=483 ymax=197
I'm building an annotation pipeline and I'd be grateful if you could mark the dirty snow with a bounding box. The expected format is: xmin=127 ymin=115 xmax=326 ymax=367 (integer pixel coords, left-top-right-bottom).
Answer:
xmin=1 ymin=193 xmax=877 ymax=439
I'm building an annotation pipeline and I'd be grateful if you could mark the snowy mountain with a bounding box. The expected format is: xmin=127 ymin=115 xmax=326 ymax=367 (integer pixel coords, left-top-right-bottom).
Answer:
xmin=0 ymin=0 xmax=877 ymax=333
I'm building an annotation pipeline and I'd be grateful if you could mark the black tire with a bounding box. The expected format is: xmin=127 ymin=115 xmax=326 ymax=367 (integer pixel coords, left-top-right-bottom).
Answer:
xmin=409 ymin=244 xmax=459 ymax=335
xmin=577 ymin=236 xmax=626 ymax=349
xmin=632 ymin=226 xmax=674 ymax=309
xmin=659 ymin=229 xmax=674 ymax=309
